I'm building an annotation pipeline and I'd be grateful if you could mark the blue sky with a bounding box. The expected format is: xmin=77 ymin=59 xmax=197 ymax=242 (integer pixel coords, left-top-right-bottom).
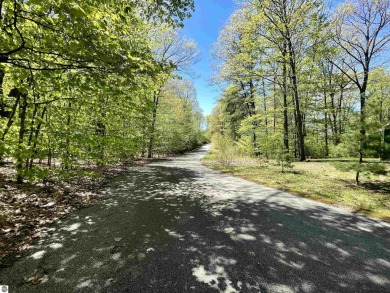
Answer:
xmin=182 ymin=0 xmax=236 ymax=116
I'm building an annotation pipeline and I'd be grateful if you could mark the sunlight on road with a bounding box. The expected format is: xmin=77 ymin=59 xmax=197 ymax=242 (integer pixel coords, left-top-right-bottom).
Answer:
xmin=0 ymin=145 xmax=389 ymax=292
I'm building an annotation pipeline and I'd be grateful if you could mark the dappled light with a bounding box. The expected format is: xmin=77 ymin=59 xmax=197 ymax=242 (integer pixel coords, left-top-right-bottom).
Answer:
xmin=1 ymin=145 xmax=388 ymax=292
xmin=1 ymin=0 xmax=389 ymax=292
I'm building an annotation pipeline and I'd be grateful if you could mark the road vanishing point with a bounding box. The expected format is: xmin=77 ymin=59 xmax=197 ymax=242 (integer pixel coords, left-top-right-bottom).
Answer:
xmin=1 ymin=145 xmax=389 ymax=293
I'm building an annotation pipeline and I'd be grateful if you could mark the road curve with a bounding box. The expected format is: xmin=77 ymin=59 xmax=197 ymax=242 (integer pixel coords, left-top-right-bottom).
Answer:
xmin=0 ymin=144 xmax=389 ymax=293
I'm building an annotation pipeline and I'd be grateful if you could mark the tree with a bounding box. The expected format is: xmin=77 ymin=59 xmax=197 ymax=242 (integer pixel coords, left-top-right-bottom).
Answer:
xmin=146 ymin=27 xmax=200 ymax=158
xmin=368 ymin=68 xmax=390 ymax=160
xmin=0 ymin=0 xmax=200 ymax=183
xmin=250 ymin=0 xmax=327 ymax=161
xmin=332 ymin=0 xmax=390 ymax=183
xmin=153 ymin=78 xmax=204 ymax=153
xmin=212 ymin=0 xmax=327 ymax=160
xmin=212 ymin=8 xmax=263 ymax=154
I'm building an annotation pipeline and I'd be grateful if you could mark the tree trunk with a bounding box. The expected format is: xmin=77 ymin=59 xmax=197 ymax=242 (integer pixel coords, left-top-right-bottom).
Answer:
xmin=287 ymin=38 xmax=305 ymax=161
xmin=282 ymin=47 xmax=289 ymax=151
xmin=356 ymin=64 xmax=369 ymax=185
xmin=0 ymin=68 xmax=4 ymax=97
xmin=324 ymin=91 xmax=329 ymax=157
xmin=16 ymin=93 xmax=28 ymax=184
xmin=48 ymin=148 xmax=52 ymax=168
xmin=147 ymin=90 xmax=160 ymax=159
xmin=339 ymin=85 xmax=345 ymax=137
xmin=249 ymin=81 xmax=260 ymax=156
xmin=273 ymin=79 xmax=276 ymax=133
xmin=330 ymin=92 xmax=340 ymax=145
xmin=262 ymin=79 xmax=268 ymax=135
xmin=356 ymin=88 xmax=366 ymax=185
xmin=141 ymin=112 xmax=148 ymax=158
xmin=29 ymin=106 xmax=47 ymax=170
xmin=96 ymin=120 xmax=106 ymax=165
xmin=63 ymin=102 xmax=72 ymax=169
xmin=25 ymin=103 xmax=38 ymax=169
xmin=96 ymin=95 xmax=107 ymax=166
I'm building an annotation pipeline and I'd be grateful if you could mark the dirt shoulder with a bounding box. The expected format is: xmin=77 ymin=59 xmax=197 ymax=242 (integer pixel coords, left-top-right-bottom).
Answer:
xmin=0 ymin=163 xmax=134 ymax=265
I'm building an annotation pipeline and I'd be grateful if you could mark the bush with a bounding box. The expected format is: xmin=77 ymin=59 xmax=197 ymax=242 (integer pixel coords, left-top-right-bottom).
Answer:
xmin=305 ymin=139 xmax=327 ymax=158
xmin=330 ymin=143 xmax=352 ymax=158
xmin=211 ymin=134 xmax=248 ymax=166
xmin=24 ymin=166 xmax=50 ymax=182
xmin=332 ymin=161 xmax=388 ymax=185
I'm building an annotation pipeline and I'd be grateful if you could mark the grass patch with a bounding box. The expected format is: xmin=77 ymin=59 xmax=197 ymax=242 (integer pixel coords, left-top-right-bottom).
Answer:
xmin=202 ymin=152 xmax=390 ymax=221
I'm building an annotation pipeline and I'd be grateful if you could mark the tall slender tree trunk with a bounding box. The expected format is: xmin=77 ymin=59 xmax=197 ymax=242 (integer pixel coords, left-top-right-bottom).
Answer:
xmin=16 ymin=93 xmax=28 ymax=184
xmin=249 ymin=81 xmax=260 ymax=156
xmin=148 ymin=90 xmax=160 ymax=159
xmin=330 ymin=93 xmax=340 ymax=144
xmin=140 ymin=112 xmax=148 ymax=158
xmin=96 ymin=120 xmax=106 ymax=165
xmin=293 ymin=131 xmax=298 ymax=159
xmin=356 ymin=64 xmax=369 ymax=185
xmin=338 ymin=86 xmax=344 ymax=137
xmin=29 ymin=106 xmax=47 ymax=170
xmin=0 ymin=68 xmax=4 ymax=97
xmin=63 ymin=101 xmax=72 ymax=169
xmin=324 ymin=91 xmax=329 ymax=157
xmin=273 ymin=81 xmax=276 ymax=133
xmin=262 ymin=79 xmax=268 ymax=135
xmin=356 ymin=88 xmax=367 ymax=185
xmin=25 ymin=103 xmax=38 ymax=169
xmin=287 ymin=39 xmax=305 ymax=161
xmin=282 ymin=46 xmax=289 ymax=151
xmin=96 ymin=95 xmax=107 ymax=166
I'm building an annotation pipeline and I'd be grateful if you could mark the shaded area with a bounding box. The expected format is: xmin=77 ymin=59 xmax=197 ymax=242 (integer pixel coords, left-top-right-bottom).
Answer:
xmin=203 ymin=156 xmax=390 ymax=221
xmin=361 ymin=181 xmax=390 ymax=195
xmin=0 ymin=146 xmax=389 ymax=292
xmin=0 ymin=163 xmax=128 ymax=261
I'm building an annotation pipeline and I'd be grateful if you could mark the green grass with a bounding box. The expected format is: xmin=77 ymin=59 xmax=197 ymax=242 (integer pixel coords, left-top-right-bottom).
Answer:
xmin=202 ymin=152 xmax=390 ymax=221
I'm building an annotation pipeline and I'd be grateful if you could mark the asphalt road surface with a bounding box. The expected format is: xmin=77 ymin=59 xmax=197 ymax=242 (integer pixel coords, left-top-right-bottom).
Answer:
xmin=0 ymin=145 xmax=389 ymax=293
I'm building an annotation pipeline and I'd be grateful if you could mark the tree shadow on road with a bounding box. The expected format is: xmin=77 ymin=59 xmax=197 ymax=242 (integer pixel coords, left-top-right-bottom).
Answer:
xmin=0 ymin=164 xmax=389 ymax=293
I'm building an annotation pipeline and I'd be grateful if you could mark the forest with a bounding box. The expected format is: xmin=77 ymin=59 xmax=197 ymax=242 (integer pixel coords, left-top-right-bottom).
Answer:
xmin=0 ymin=2 xmax=389 ymax=291
xmin=0 ymin=0 xmax=205 ymax=184
xmin=207 ymin=0 xmax=390 ymax=186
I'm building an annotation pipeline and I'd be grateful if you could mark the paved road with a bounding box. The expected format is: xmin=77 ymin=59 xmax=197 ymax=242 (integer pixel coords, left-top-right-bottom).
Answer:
xmin=0 ymin=145 xmax=389 ymax=293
